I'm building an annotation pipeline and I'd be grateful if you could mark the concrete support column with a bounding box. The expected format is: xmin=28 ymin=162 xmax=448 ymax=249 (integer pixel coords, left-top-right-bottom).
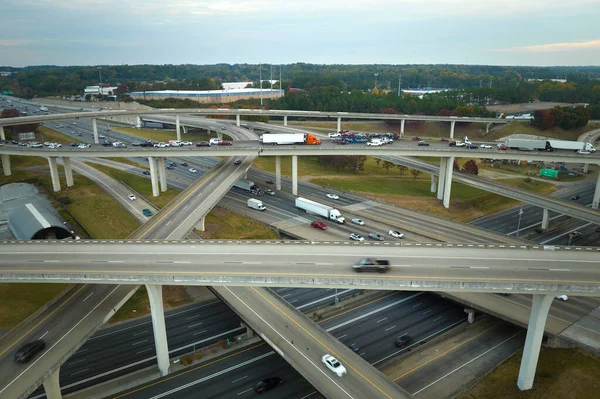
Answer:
xmin=443 ymin=157 xmax=455 ymax=209
xmin=292 ymin=155 xmax=298 ymax=196
xmin=136 ymin=116 xmax=142 ymax=128
xmin=0 ymin=126 xmax=5 ymax=140
xmin=593 ymin=169 xmax=600 ymax=209
xmin=337 ymin=117 xmax=341 ymax=133
xmin=449 ymin=120 xmax=456 ymax=139
xmin=583 ymin=163 xmax=589 ymax=174
xmin=195 ymin=216 xmax=205 ymax=232
xmin=48 ymin=156 xmax=61 ymax=192
xmin=182 ymin=125 xmax=187 ymax=134
xmin=217 ymin=132 xmax=223 ymax=140
xmin=175 ymin=114 xmax=181 ymax=141
xmin=42 ymin=367 xmax=62 ymax=399
xmin=242 ymin=322 xmax=254 ymax=338
xmin=400 ymin=119 xmax=405 ymax=137
xmin=517 ymin=294 xmax=554 ymax=391
xmin=541 ymin=208 xmax=549 ymax=230
xmin=148 ymin=156 xmax=159 ymax=197
xmin=464 ymin=309 xmax=475 ymax=324
xmin=92 ymin=118 xmax=99 ymax=144
xmin=145 ymin=284 xmax=171 ymax=377
xmin=437 ymin=158 xmax=447 ymax=200
xmin=275 ymin=156 xmax=282 ymax=191
xmin=63 ymin=157 xmax=74 ymax=187
xmin=486 ymin=122 xmax=492 ymax=133
xmin=158 ymin=157 xmax=167 ymax=192
xmin=236 ymin=114 xmax=241 ymax=127
xmin=1 ymin=154 xmax=11 ymax=176
xmin=284 ymin=115 xmax=288 ymax=126
xmin=430 ymin=175 xmax=436 ymax=193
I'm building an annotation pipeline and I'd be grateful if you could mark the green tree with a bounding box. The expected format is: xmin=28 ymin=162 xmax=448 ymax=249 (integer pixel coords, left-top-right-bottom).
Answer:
xmin=382 ymin=161 xmax=395 ymax=174
xmin=410 ymin=169 xmax=422 ymax=181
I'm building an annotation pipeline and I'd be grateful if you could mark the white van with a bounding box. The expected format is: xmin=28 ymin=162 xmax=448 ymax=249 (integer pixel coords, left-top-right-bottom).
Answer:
xmin=209 ymin=138 xmax=222 ymax=146
xmin=367 ymin=138 xmax=384 ymax=146
xmin=168 ymin=140 xmax=182 ymax=147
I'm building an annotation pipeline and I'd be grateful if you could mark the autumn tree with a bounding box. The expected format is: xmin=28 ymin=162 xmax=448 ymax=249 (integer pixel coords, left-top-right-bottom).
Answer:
xmin=462 ymin=160 xmax=479 ymax=175
xmin=397 ymin=165 xmax=408 ymax=176
xmin=410 ymin=168 xmax=422 ymax=181
xmin=382 ymin=161 xmax=396 ymax=174
xmin=453 ymin=160 xmax=460 ymax=171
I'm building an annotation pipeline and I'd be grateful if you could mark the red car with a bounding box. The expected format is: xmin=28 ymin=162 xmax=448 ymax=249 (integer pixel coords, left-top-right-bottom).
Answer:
xmin=217 ymin=141 xmax=232 ymax=146
xmin=497 ymin=144 xmax=508 ymax=151
xmin=311 ymin=221 xmax=327 ymax=230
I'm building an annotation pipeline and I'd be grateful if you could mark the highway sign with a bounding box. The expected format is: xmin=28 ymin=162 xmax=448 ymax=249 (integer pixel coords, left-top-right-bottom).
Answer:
xmin=540 ymin=169 xmax=558 ymax=178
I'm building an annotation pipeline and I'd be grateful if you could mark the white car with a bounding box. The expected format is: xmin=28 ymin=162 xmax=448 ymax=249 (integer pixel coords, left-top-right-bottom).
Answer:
xmin=188 ymin=168 xmax=197 ymax=173
xmin=127 ymin=194 xmax=136 ymax=201
xmin=322 ymin=354 xmax=347 ymax=377
xmin=328 ymin=132 xmax=341 ymax=138
xmin=77 ymin=143 xmax=89 ymax=149
xmin=388 ymin=230 xmax=405 ymax=239
xmin=577 ymin=150 xmax=591 ymax=155
xmin=154 ymin=142 xmax=168 ymax=148
xmin=326 ymin=194 xmax=339 ymax=200
xmin=480 ymin=144 xmax=492 ymax=149
xmin=351 ymin=218 xmax=365 ymax=226
xmin=349 ymin=233 xmax=364 ymax=241
xmin=181 ymin=141 xmax=193 ymax=146
xmin=555 ymin=294 xmax=568 ymax=301
xmin=367 ymin=141 xmax=384 ymax=146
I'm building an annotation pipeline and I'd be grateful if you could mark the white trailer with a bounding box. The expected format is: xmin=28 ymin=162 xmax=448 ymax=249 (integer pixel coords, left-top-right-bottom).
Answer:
xmin=295 ymin=197 xmax=345 ymax=224
xmin=504 ymin=138 xmax=549 ymax=151
xmin=547 ymin=140 xmax=596 ymax=153
xmin=261 ymin=133 xmax=306 ymax=145
xmin=247 ymin=198 xmax=266 ymax=211
xmin=234 ymin=179 xmax=255 ymax=192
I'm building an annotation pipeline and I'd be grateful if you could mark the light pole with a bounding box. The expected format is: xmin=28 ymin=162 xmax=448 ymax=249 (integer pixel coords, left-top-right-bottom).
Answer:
xmin=334 ymin=288 xmax=339 ymax=305
xmin=374 ymin=73 xmax=378 ymax=90
xmin=516 ymin=208 xmax=524 ymax=237
xmin=259 ymin=64 xmax=263 ymax=106
xmin=97 ymin=67 xmax=103 ymax=100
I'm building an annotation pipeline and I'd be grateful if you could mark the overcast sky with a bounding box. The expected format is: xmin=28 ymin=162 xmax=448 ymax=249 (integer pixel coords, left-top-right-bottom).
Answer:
xmin=1 ymin=0 xmax=599 ymax=67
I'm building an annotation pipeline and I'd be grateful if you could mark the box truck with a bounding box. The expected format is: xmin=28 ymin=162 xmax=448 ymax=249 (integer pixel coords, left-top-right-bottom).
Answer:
xmin=295 ymin=197 xmax=345 ymax=224
xmin=247 ymin=198 xmax=266 ymax=211
xmin=261 ymin=133 xmax=321 ymax=145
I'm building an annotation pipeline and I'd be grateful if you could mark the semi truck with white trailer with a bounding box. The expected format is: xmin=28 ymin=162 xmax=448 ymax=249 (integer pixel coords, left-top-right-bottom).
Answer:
xmin=504 ymin=138 xmax=596 ymax=152
xmin=234 ymin=179 xmax=256 ymax=192
xmin=504 ymin=138 xmax=549 ymax=151
xmin=261 ymin=133 xmax=321 ymax=145
xmin=247 ymin=198 xmax=266 ymax=211
xmin=547 ymin=140 xmax=596 ymax=152
xmin=295 ymin=197 xmax=345 ymax=224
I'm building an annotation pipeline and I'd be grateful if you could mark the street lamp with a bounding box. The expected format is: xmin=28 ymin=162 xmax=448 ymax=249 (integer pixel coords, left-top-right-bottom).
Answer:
xmin=516 ymin=208 xmax=524 ymax=237
xmin=97 ymin=67 xmax=103 ymax=99
xmin=374 ymin=73 xmax=378 ymax=89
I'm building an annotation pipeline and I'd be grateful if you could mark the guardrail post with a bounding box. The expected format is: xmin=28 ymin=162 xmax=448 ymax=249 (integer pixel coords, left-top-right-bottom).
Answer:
xmin=146 ymin=284 xmax=171 ymax=376
xmin=292 ymin=155 xmax=298 ymax=195
xmin=92 ymin=118 xmax=99 ymax=144
xmin=337 ymin=117 xmax=341 ymax=133
xmin=517 ymin=294 xmax=553 ymax=391
xmin=450 ymin=120 xmax=456 ymax=139
xmin=175 ymin=114 xmax=181 ymax=141
xmin=1 ymin=154 xmax=11 ymax=176
xmin=442 ymin=156 xmax=454 ymax=208
xmin=236 ymin=114 xmax=241 ymax=127
xmin=276 ymin=155 xmax=282 ymax=191
xmin=541 ymin=208 xmax=549 ymax=230
xmin=48 ymin=156 xmax=61 ymax=192
xmin=437 ymin=158 xmax=447 ymax=200
xmin=157 ymin=157 xmax=167 ymax=192
xmin=284 ymin=115 xmax=288 ymax=126
xmin=148 ymin=156 xmax=159 ymax=197
xmin=593 ymin=170 xmax=600 ymax=209
xmin=63 ymin=157 xmax=74 ymax=187
xmin=42 ymin=367 xmax=62 ymax=399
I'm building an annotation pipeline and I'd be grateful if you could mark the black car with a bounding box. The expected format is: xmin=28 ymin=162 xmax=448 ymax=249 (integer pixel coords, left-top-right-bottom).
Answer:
xmin=254 ymin=377 xmax=283 ymax=393
xmin=181 ymin=163 xmax=188 ymax=167
xmin=196 ymin=141 xmax=210 ymax=147
xmin=467 ymin=144 xmax=479 ymax=149
xmin=142 ymin=170 xmax=150 ymax=175
xmin=234 ymin=160 xmax=241 ymax=165
xmin=395 ymin=335 xmax=412 ymax=348
xmin=265 ymin=180 xmax=274 ymax=184
xmin=70 ymin=143 xmax=78 ymax=147
xmin=417 ymin=141 xmax=429 ymax=146
xmin=14 ymin=340 xmax=46 ymax=363
xmin=102 ymin=141 xmax=112 ymax=147
xmin=571 ymin=195 xmax=580 ymax=200
xmin=140 ymin=141 xmax=155 ymax=147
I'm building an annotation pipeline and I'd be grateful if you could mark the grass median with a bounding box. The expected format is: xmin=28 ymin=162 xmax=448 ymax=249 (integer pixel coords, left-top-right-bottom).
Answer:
xmin=0 ymin=284 xmax=69 ymax=328
xmin=199 ymin=207 xmax=279 ymax=239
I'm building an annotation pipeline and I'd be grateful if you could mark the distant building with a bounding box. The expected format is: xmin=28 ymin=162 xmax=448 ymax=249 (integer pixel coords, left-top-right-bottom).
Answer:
xmin=402 ymin=88 xmax=450 ymax=99
xmin=526 ymin=78 xmax=567 ymax=83
xmin=0 ymin=71 xmax=13 ymax=77
xmin=130 ymin=88 xmax=284 ymax=104
xmin=222 ymin=81 xmax=279 ymax=90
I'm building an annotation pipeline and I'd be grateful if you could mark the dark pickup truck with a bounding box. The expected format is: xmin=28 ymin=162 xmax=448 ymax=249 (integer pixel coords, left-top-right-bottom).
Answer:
xmin=352 ymin=258 xmax=390 ymax=273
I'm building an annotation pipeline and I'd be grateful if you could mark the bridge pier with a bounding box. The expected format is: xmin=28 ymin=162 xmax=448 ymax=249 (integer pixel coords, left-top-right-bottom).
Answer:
xmin=464 ymin=308 xmax=475 ymax=324
xmin=442 ymin=157 xmax=455 ymax=209
xmin=146 ymin=284 xmax=171 ymax=377
xmin=182 ymin=125 xmax=188 ymax=135
xmin=449 ymin=120 xmax=456 ymax=139
xmin=275 ymin=156 xmax=282 ymax=191
xmin=337 ymin=117 xmax=341 ymax=133
xmin=42 ymin=367 xmax=62 ymax=399
xmin=148 ymin=156 xmax=159 ymax=197
xmin=0 ymin=126 xmax=5 ymax=140
xmin=583 ymin=163 xmax=589 ymax=174
xmin=593 ymin=170 xmax=600 ymax=209
xmin=1 ymin=154 xmax=11 ymax=176
xmin=541 ymin=208 xmax=549 ymax=230
xmin=518 ymin=294 xmax=554 ymax=391
xmin=175 ymin=114 xmax=181 ymax=141
xmin=92 ymin=118 xmax=99 ymax=144
xmin=236 ymin=114 xmax=241 ymax=127
xmin=195 ymin=216 xmax=205 ymax=232
xmin=284 ymin=115 xmax=288 ymax=126
xmin=437 ymin=158 xmax=447 ymax=200
xmin=400 ymin=119 xmax=405 ymax=137
xmin=217 ymin=131 xmax=223 ymax=141
xmin=292 ymin=155 xmax=298 ymax=196
xmin=242 ymin=322 xmax=254 ymax=338
xmin=136 ymin=116 xmax=142 ymax=128
xmin=430 ymin=175 xmax=436 ymax=193
xmin=63 ymin=157 xmax=74 ymax=187
xmin=486 ymin=122 xmax=492 ymax=133
xmin=48 ymin=156 xmax=61 ymax=192
xmin=158 ymin=157 xmax=167 ymax=192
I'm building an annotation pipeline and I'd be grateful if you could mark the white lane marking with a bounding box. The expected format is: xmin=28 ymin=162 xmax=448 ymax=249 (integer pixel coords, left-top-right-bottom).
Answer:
xmin=173 ymin=261 xmax=191 ymax=264
xmin=188 ymin=322 xmax=203 ymax=328
xmin=413 ymin=303 xmax=423 ymax=308
xmin=70 ymin=368 xmax=89 ymax=377
xmin=192 ymin=330 xmax=208 ymax=336
xmin=327 ymin=293 xmax=423 ymax=333
xmin=281 ymin=294 xmax=292 ymax=298
xmin=133 ymin=331 xmax=147 ymax=337
xmin=184 ymin=205 xmax=189 ymax=210
xmin=186 ymin=315 xmax=201 ymax=320
xmin=550 ymin=269 xmax=570 ymax=271
xmin=299 ymin=392 xmax=319 ymax=399
xmin=337 ymin=334 xmax=347 ymax=339
xmin=83 ymin=292 xmax=94 ymax=302
xmin=540 ymin=222 xmax=593 ymax=244
xmin=237 ymin=388 xmax=254 ymax=396
xmin=132 ymin=340 xmax=147 ymax=346
xmin=243 ymin=262 xmax=261 ymax=265
xmin=232 ymin=375 xmax=248 ymax=383
xmin=108 ymin=260 xmax=124 ymax=263
xmin=377 ymin=318 xmax=387 ymax=323
xmin=470 ymin=266 xmax=489 ymax=269
xmin=67 ymin=358 xmax=87 ymax=366
xmin=39 ymin=331 xmax=50 ymax=339
xmin=289 ymin=299 xmax=298 ymax=304
xmin=166 ymin=220 xmax=172 ymax=226
xmin=43 ymin=260 xmax=59 ymax=263
xmin=412 ymin=330 xmax=523 ymax=396
xmin=422 ymin=309 xmax=432 ymax=315
xmin=384 ymin=325 xmax=396 ymax=332
xmin=136 ymin=348 xmax=153 ymax=355
xmin=433 ymin=316 xmax=443 ymax=322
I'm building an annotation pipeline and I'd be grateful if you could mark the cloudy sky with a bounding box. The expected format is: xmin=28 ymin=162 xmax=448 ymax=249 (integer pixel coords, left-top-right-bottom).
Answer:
xmin=1 ymin=0 xmax=599 ymax=67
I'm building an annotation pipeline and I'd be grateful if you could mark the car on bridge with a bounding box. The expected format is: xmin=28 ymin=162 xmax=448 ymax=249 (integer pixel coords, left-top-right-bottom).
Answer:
xmin=311 ymin=221 xmax=327 ymax=230
xmin=196 ymin=141 xmax=210 ymax=147
xmin=14 ymin=340 xmax=46 ymax=364
xmin=417 ymin=141 xmax=430 ymax=146
xmin=352 ymin=258 xmax=390 ymax=273
xmin=467 ymin=144 xmax=479 ymax=149
xmin=326 ymin=193 xmax=339 ymax=200
xmin=480 ymin=144 xmax=492 ymax=149
xmin=128 ymin=194 xmax=136 ymax=201
xmin=218 ymin=141 xmax=233 ymax=146
xmin=349 ymin=233 xmax=364 ymax=241
xmin=188 ymin=168 xmax=197 ymax=173
xmin=322 ymin=354 xmax=346 ymax=377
